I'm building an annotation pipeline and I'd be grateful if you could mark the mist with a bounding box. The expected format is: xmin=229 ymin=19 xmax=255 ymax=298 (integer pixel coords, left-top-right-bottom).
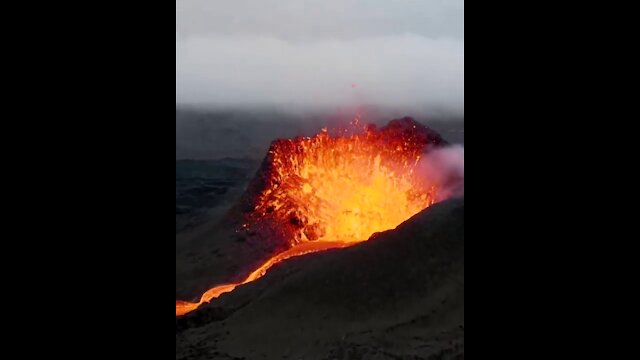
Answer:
xmin=176 ymin=0 xmax=464 ymax=115
xmin=418 ymin=145 xmax=465 ymax=200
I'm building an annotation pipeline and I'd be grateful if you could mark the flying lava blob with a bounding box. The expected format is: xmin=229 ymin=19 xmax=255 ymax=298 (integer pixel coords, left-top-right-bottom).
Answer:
xmin=176 ymin=117 xmax=447 ymax=316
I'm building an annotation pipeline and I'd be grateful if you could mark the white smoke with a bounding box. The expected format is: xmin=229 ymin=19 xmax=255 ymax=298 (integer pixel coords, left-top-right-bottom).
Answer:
xmin=418 ymin=145 xmax=464 ymax=200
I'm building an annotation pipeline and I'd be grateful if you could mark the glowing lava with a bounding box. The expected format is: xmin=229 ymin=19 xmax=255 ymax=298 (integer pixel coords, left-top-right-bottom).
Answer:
xmin=176 ymin=117 xmax=444 ymax=317
xmin=176 ymin=241 xmax=351 ymax=316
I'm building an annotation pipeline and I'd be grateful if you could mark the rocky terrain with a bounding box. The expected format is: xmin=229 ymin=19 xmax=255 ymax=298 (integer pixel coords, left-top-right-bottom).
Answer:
xmin=176 ymin=198 xmax=464 ymax=359
xmin=176 ymin=158 xmax=258 ymax=233
xmin=175 ymin=112 xmax=464 ymax=358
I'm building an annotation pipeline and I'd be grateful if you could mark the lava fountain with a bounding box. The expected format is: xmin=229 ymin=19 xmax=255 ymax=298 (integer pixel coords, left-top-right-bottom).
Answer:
xmin=176 ymin=117 xmax=447 ymax=316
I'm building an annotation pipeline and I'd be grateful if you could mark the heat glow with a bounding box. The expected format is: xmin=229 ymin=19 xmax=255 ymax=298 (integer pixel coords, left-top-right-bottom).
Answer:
xmin=176 ymin=118 xmax=442 ymax=317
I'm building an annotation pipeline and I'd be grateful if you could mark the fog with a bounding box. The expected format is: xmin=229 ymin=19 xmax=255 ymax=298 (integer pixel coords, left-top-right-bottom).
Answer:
xmin=176 ymin=0 xmax=464 ymax=115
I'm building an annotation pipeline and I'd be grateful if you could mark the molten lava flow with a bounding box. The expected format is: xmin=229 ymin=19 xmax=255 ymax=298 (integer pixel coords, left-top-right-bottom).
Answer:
xmin=176 ymin=241 xmax=351 ymax=316
xmin=176 ymin=118 xmax=443 ymax=317
xmin=250 ymin=120 xmax=439 ymax=245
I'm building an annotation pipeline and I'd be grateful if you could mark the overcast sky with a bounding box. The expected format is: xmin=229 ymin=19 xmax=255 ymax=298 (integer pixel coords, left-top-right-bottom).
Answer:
xmin=176 ymin=0 xmax=464 ymax=114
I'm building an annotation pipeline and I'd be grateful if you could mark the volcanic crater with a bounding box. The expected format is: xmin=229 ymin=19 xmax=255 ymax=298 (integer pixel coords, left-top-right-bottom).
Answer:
xmin=176 ymin=117 xmax=464 ymax=359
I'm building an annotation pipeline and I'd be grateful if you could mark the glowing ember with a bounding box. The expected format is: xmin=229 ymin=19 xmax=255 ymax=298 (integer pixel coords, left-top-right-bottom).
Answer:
xmin=176 ymin=117 xmax=445 ymax=317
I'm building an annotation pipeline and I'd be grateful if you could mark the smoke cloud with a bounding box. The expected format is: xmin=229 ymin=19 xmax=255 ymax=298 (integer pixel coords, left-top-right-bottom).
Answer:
xmin=418 ymin=145 xmax=464 ymax=200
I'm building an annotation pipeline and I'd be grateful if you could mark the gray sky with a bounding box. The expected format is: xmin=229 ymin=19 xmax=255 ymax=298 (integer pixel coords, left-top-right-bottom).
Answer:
xmin=176 ymin=0 xmax=464 ymax=114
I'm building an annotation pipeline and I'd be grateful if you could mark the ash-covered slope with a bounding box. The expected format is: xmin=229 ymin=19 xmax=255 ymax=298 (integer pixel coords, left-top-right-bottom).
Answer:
xmin=177 ymin=197 xmax=464 ymax=360
xmin=176 ymin=117 xmax=450 ymax=301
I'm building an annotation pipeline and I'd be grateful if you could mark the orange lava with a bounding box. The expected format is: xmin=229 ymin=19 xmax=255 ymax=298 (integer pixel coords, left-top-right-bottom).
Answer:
xmin=176 ymin=118 xmax=440 ymax=317
xmin=176 ymin=241 xmax=351 ymax=316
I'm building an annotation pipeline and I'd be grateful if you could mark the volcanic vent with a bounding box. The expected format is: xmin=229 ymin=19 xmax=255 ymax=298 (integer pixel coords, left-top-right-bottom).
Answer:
xmin=176 ymin=117 xmax=448 ymax=316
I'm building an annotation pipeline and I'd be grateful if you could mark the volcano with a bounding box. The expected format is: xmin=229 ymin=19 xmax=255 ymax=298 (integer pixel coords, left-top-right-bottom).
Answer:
xmin=236 ymin=116 xmax=448 ymax=246
xmin=176 ymin=197 xmax=464 ymax=359
xmin=176 ymin=117 xmax=451 ymax=316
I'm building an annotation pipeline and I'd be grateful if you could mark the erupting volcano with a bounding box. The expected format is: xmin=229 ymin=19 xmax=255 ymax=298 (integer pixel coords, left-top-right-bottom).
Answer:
xmin=176 ymin=117 xmax=447 ymax=316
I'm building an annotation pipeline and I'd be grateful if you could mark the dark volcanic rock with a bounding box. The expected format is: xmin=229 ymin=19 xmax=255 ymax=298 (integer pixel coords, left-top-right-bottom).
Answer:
xmin=381 ymin=116 xmax=449 ymax=148
xmin=176 ymin=198 xmax=464 ymax=359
